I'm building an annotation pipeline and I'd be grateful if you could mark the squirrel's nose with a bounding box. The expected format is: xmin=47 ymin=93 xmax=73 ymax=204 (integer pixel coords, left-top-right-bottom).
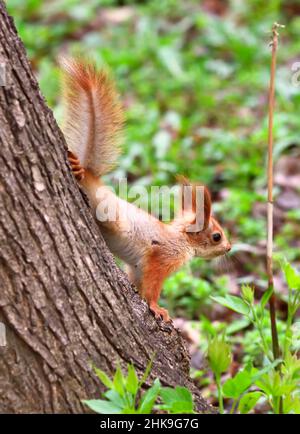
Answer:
xmin=226 ymin=244 xmax=231 ymax=252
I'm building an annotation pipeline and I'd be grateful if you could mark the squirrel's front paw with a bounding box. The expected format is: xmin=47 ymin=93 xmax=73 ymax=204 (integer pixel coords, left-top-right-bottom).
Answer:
xmin=149 ymin=303 xmax=170 ymax=322
xmin=68 ymin=151 xmax=85 ymax=181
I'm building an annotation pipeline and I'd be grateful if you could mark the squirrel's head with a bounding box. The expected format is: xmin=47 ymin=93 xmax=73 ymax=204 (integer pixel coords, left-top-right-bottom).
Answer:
xmin=177 ymin=177 xmax=231 ymax=259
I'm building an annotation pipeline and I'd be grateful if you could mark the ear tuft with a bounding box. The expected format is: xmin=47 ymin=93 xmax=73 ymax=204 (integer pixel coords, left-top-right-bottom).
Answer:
xmin=176 ymin=174 xmax=190 ymax=187
xmin=203 ymin=186 xmax=212 ymax=230
xmin=176 ymin=175 xmax=212 ymax=231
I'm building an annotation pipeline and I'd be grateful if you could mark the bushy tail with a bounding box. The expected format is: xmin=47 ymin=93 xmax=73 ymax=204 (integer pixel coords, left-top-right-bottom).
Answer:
xmin=60 ymin=57 xmax=124 ymax=177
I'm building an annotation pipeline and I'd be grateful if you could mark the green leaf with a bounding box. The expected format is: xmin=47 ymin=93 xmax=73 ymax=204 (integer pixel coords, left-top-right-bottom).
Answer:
xmin=121 ymin=406 xmax=138 ymax=414
xmin=211 ymin=295 xmax=250 ymax=315
xmin=260 ymin=286 xmax=273 ymax=309
xmin=282 ymin=351 xmax=300 ymax=378
xmin=168 ymin=400 xmax=194 ymax=414
xmin=138 ymin=378 xmax=161 ymax=414
xmin=226 ymin=317 xmax=251 ymax=335
xmin=113 ymin=365 xmax=125 ymax=396
xmin=251 ymin=359 xmax=282 ymax=382
xmin=175 ymin=387 xmax=193 ymax=403
xmin=159 ymin=387 xmax=176 ymax=405
xmin=238 ymin=392 xmax=263 ymax=414
xmin=254 ymin=366 xmax=285 ymax=398
xmin=104 ymin=390 xmax=126 ymax=409
xmin=255 ymin=375 xmax=273 ymax=397
xmin=159 ymin=386 xmax=194 ymax=413
xmin=283 ymin=394 xmax=300 ymax=414
xmin=160 ymin=386 xmax=192 ymax=404
xmin=283 ymin=262 xmax=300 ymax=290
xmin=200 ymin=315 xmax=217 ymax=336
xmin=223 ymin=370 xmax=252 ymax=399
xmin=93 ymin=366 xmax=113 ymax=390
xmin=126 ymin=363 xmax=139 ymax=395
xmin=241 ymin=285 xmax=254 ymax=305
xmin=83 ymin=399 xmax=122 ymax=414
xmin=207 ymin=335 xmax=231 ymax=375
xmin=138 ymin=355 xmax=155 ymax=388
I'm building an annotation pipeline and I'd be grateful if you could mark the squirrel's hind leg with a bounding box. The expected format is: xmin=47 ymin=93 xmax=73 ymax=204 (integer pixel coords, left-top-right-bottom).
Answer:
xmin=125 ymin=264 xmax=142 ymax=290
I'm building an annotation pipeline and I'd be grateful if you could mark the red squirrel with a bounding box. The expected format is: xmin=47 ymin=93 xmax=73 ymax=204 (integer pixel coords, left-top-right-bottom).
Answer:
xmin=61 ymin=58 xmax=231 ymax=322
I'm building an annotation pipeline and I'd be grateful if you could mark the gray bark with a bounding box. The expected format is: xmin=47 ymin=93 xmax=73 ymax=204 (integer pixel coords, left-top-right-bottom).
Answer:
xmin=0 ymin=1 xmax=214 ymax=414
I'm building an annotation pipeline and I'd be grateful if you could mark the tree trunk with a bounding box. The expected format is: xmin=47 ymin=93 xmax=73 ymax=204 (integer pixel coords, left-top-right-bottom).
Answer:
xmin=0 ymin=1 xmax=213 ymax=414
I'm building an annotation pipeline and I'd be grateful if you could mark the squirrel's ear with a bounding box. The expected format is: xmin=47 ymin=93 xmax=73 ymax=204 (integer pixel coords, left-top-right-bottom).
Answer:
xmin=203 ymin=186 xmax=212 ymax=230
xmin=177 ymin=175 xmax=195 ymax=223
xmin=176 ymin=176 xmax=212 ymax=231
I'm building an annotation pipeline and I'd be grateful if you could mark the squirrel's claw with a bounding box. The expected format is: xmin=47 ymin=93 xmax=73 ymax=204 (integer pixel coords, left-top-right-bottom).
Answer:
xmin=73 ymin=169 xmax=85 ymax=181
xmin=67 ymin=151 xmax=85 ymax=181
xmin=150 ymin=303 xmax=170 ymax=322
xmin=67 ymin=150 xmax=79 ymax=162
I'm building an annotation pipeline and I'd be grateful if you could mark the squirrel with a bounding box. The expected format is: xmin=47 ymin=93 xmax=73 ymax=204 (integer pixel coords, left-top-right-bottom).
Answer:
xmin=60 ymin=58 xmax=231 ymax=322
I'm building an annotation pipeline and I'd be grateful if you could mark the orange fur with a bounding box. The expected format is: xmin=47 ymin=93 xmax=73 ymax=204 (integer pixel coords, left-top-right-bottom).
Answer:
xmin=61 ymin=58 xmax=124 ymax=176
xmin=140 ymin=248 xmax=187 ymax=321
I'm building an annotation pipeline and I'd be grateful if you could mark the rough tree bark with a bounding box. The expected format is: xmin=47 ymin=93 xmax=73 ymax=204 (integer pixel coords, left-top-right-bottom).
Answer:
xmin=0 ymin=2 xmax=214 ymax=413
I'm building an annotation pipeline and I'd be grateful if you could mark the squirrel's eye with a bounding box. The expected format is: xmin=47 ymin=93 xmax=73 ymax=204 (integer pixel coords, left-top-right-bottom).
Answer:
xmin=212 ymin=232 xmax=221 ymax=242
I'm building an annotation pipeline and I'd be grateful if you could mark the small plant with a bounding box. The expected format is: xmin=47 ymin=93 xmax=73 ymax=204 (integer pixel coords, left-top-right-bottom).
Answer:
xmin=281 ymin=259 xmax=300 ymax=358
xmin=207 ymin=334 xmax=231 ymax=414
xmin=208 ymin=260 xmax=300 ymax=414
xmin=83 ymin=359 xmax=194 ymax=414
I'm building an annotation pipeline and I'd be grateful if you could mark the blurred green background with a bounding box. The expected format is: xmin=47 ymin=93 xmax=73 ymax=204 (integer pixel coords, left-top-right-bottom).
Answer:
xmin=7 ymin=0 xmax=300 ymax=405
